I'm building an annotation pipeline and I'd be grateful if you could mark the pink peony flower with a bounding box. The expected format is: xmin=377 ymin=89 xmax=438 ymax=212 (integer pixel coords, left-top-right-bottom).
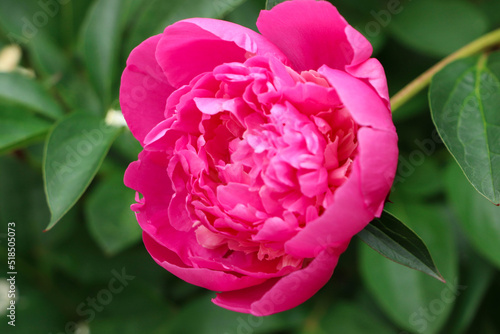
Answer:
xmin=121 ymin=0 xmax=398 ymax=316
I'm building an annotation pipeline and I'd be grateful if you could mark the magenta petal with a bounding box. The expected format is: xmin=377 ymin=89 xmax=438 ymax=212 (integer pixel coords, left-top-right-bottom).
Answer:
xmin=168 ymin=192 xmax=191 ymax=232
xmin=285 ymin=127 xmax=397 ymax=258
xmin=121 ymin=4 xmax=398 ymax=314
xmin=253 ymin=217 xmax=298 ymax=242
xmin=212 ymin=246 xmax=347 ymax=316
xmin=120 ymin=35 xmax=174 ymax=145
xmin=156 ymin=19 xmax=288 ymax=88
xmin=298 ymin=168 xmax=328 ymax=198
xmin=194 ymin=97 xmax=226 ymax=115
xmin=319 ymin=66 xmax=394 ymax=131
xmin=181 ymin=18 xmax=288 ymax=61
xmin=217 ymin=183 xmax=264 ymax=212
xmin=356 ymin=127 xmax=398 ymax=215
xmin=143 ymin=233 xmax=266 ymax=292
xmin=124 ymin=150 xmax=173 ymax=210
xmin=344 ymin=25 xmax=372 ymax=66
xmin=257 ymin=0 xmax=369 ymax=71
xmin=346 ymin=58 xmax=390 ymax=107
xmin=284 ymin=157 xmax=372 ymax=258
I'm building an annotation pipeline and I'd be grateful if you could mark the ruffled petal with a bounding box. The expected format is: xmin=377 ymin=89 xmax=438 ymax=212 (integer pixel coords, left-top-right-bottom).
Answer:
xmin=257 ymin=0 xmax=371 ymax=72
xmin=284 ymin=127 xmax=397 ymax=258
xmin=284 ymin=155 xmax=372 ymax=258
xmin=344 ymin=25 xmax=373 ymax=66
xmin=319 ymin=66 xmax=394 ymax=131
xmin=156 ymin=19 xmax=288 ymax=88
xmin=143 ymin=233 xmax=266 ymax=291
xmin=120 ymin=35 xmax=174 ymax=145
xmin=124 ymin=150 xmax=173 ymax=212
xmin=346 ymin=58 xmax=390 ymax=107
xmin=212 ymin=246 xmax=347 ymax=316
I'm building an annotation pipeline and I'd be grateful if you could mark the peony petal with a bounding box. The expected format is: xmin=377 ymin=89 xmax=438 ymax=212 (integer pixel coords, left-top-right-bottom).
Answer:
xmin=356 ymin=127 xmax=398 ymax=215
xmin=156 ymin=19 xmax=288 ymax=88
xmin=346 ymin=58 xmax=390 ymax=107
xmin=253 ymin=217 xmax=299 ymax=242
xmin=217 ymin=182 xmax=264 ymax=212
xmin=194 ymin=97 xmax=226 ymax=115
xmin=212 ymin=246 xmax=347 ymax=316
xmin=190 ymin=251 xmax=298 ymax=279
xmin=297 ymin=168 xmax=328 ymax=198
xmin=285 ymin=127 xmax=397 ymax=258
xmin=143 ymin=232 xmax=266 ymax=291
xmin=139 ymin=210 xmax=224 ymax=266
xmin=124 ymin=150 xmax=172 ymax=211
xmin=120 ymin=35 xmax=174 ymax=145
xmin=257 ymin=0 xmax=370 ymax=72
xmin=182 ymin=18 xmax=289 ymax=61
xmin=319 ymin=66 xmax=394 ymax=131
xmin=168 ymin=191 xmax=191 ymax=232
xmin=284 ymin=155 xmax=372 ymax=258
xmin=344 ymin=25 xmax=373 ymax=66
xmin=125 ymin=151 xmax=224 ymax=266
xmin=278 ymin=82 xmax=342 ymax=116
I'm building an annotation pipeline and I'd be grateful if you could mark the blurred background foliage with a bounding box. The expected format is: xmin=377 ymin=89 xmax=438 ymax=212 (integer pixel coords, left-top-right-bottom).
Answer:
xmin=0 ymin=0 xmax=499 ymax=333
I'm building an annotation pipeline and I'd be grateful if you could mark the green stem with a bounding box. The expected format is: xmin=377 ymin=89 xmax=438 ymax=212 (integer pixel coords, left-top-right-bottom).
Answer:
xmin=390 ymin=28 xmax=500 ymax=112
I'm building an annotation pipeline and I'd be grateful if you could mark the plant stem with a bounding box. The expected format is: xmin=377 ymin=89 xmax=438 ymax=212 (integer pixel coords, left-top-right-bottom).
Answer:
xmin=390 ymin=28 xmax=500 ymax=112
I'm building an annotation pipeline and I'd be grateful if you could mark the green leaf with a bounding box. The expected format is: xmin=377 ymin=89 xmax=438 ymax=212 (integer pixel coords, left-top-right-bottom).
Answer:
xmin=85 ymin=175 xmax=142 ymax=255
xmin=43 ymin=113 xmax=122 ymax=230
xmin=445 ymin=161 xmax=500 ymax=269
xmin=0 ymin=103 xmax=52 ymax=154
xmin=358 ymin=211 xmax=445 ymax=282
xmin=430 ymin=52 xmax=500 ymax=204
xmin=360 ymin=204 xmax=458 ymax=334
xmin=389 ymin=0 xmax=488 ymax=57
xmin=79 ymin=0 xmax=129 ymax=107
xmin=265 ymin=0 xmax=287 ymax=10
xmin=28 ymin=33 xmax=103 ymax=115
xmin=0 ymin=72 xmax=63 ymax=119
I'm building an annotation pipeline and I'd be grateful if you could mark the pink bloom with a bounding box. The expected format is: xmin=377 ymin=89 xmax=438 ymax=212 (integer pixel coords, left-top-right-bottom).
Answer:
xmin=121 ymin=0 xmax=398 ymax=316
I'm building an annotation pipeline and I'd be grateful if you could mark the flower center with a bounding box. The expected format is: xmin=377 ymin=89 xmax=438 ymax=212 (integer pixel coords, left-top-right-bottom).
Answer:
xmin=156 ymin=56 xmax=359 ymax=270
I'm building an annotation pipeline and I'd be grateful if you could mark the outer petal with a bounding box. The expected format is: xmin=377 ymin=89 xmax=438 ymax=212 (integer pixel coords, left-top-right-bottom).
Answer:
xmin=344 ymin=25 xmax=373 ymax=66
xmin=124 ymin=150 xmax=173 ymax=214
xmin=125 ymin=150 xmax=200 ymax=263
xmin=156 ymin=19 xmax=288 ymax=88
xmin=125 ymin=151 xmax=284 ymax=280
xmin=356 ymin=128 xmax=398 ymax=215
xmin=319 ymin=66 xmax=394 ymax=131
xmin=212 ymin=245 xmax=348 ymax=316
xmin=120 ymin=35 xmax=174 ymax=145
xmin=284 ymin=155 xmax=372 ymax=258
xmin=346 ymin=58 xmax=390 ymax=107
xmin=143 ymin=233 xmax=266 ymax=292
xmin=257 ymin=0 xmax=371 ymax=72
xmin=285 ymin=71 xmax=398 ymax=258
